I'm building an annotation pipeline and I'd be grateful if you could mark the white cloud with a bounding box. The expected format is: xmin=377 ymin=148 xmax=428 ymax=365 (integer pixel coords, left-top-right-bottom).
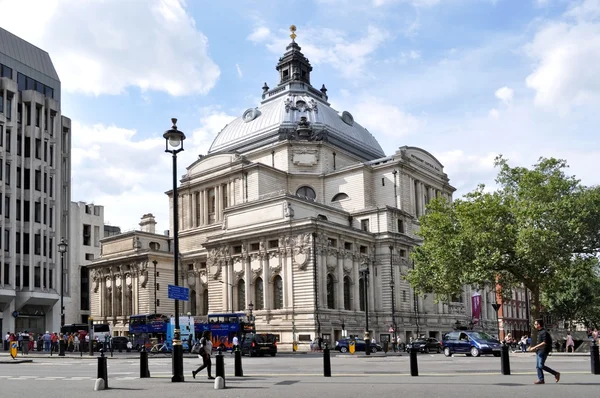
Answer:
xmin=525 ymin=1 xmax=600 ymax=112
xmin=236 ymin=64 xmax=243 ymax=79
xmin=495 ymin=86 xmax=514 ymax=105
xmin=70 ymin=107 xmax=236 ymax=232
xmin=261 ymin=25 xmax=390 ymax=79
xmin=0 ymin=0 xmax=220 ymax=96
xmin=347 ymin=96 xmax=421 ymax=138
xmin=489 ymin=108 xmax=500 ymax=119
xmin=247 ymin=26 xmax=271 ymax=43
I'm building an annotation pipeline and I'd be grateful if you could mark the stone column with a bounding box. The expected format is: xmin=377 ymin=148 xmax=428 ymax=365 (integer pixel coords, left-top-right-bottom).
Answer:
xmin=216 ymin=185 xmax=222 ymax=221
xmin=368 ymin=261 xmax=375 ymax=314
xmin=337 ymin=253 xmax=344 ymax=309
xmin=320 ymin=249 xmax=327 ymax=308
xmin=353 ymin=255 xmax=360 ymax=311
xmin=203 ymin=189 xmax=208 ymax=225
xmin=262 ymin=253 xmax=270 ymax=310
xmin=282 ymin=246 xmax=290 ymax=309
xmin=191 ymin=192 xmax=197 ymax=228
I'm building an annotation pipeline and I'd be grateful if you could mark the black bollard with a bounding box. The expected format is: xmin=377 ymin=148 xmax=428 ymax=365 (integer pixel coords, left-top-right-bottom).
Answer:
xmin=110 ymin=344 xmax=114 ymax=358
xmin=364 ymin=338 xmax=370 ymax=356
xmin=409 ymin=347 xmax=419 ymax=376
xmin=591 ymin=341 xmax=600 ymax=375
xmin=234 ymin=346 xmax=243 ymax=377
xmin=215 ymin=347 xmax=225 ymax=382
xmin=500 ymin=343 xmax=511 ymax=375
xmin=97 ymin=349 xmax=108 ymax=388
xmin=140 ymin=350 xmax=150 ymax=378
xmin=323 ymin=343 xmax=332 ymax=377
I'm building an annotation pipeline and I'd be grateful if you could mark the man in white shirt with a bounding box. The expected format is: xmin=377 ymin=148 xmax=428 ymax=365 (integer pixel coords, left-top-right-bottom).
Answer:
xmin=232 ymin=335 xmax=239 ymax=354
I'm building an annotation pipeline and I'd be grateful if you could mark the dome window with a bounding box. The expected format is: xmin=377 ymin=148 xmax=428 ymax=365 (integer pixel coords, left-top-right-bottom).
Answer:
xmin=341 ymin=111 xmax=354 ymax=126
xmin=296 ymin=186 xmax=316 ymax=201
xmin=332 ymin=193 xmax=349 ymax=201
xmin=242 ymin=108 xmax=261 ymax=123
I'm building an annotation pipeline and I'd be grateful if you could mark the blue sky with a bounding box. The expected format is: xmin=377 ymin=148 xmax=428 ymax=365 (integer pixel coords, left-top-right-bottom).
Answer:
xmin=1 ymin=0 xmax=599 ymax=232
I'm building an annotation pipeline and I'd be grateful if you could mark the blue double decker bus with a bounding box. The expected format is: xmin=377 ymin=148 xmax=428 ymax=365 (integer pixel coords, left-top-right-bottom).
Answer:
xmin=129 ymin=313 xmax=169 ymax=350
xmin=195 ymin=312 xmax=255 ymax=351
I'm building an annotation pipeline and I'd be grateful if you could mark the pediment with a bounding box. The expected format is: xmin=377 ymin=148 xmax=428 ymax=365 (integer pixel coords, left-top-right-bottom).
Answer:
xmin=399 ymin=146 xmax=444 ymax=174
xmin=187 ymin=153 xmax=239 ymax=176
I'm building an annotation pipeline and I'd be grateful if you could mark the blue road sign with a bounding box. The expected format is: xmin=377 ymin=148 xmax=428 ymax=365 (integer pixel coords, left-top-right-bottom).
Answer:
xmin=168 ymin=285 xmax=189 ymax=301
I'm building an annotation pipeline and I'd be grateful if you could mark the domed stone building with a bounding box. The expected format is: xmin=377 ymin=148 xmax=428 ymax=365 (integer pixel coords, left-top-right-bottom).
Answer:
xmin=90 ymin=31 xmax=500 ymax=348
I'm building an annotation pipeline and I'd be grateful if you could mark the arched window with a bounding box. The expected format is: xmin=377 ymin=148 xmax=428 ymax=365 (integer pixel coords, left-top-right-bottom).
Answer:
xmin=332 ymin=193 xmax=349 ymax=201
xmin=326 ymin=274 xmax=335 ymax=309
xmin=237 ymin=280 xmax=246 ymax=312
xmin=255 ymin=277 xmax=264 ymax=310
xmin=273 ymin=275 xmax=283 ymax=309
xmin=359 ymin=278 xmax=366 ymax=311
xmin=190 ymin=290 xmax=197 ymax=316
xmin=202 ymin=288 xmax=209 ymax=315
xmin=296 ymin=186 xmax=316 ymax=201
xmin=343 ymin=276 xmax=351 ymax=310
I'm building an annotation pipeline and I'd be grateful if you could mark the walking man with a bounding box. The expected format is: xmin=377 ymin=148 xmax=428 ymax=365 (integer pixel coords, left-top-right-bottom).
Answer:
xmin=528 ymin=318 xmax=560 ymax=384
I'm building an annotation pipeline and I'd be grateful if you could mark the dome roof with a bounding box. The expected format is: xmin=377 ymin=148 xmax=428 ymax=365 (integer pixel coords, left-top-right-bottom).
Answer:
xmin=208 ymin=36 xmax=385 ymax=161
xmin=208 ymin=87 xmax=385 ymax=160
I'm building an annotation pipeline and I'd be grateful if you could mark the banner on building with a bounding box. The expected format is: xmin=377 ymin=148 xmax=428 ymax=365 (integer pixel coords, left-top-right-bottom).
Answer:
xmin=471 ymin=292 xmax=482 ymax=324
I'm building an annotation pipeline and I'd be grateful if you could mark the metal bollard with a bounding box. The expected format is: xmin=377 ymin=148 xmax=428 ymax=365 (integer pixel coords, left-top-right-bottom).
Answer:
xmin=323 ymin=343 xmax=331 ymax=377
xmin=140 ymin=350 xmax=150 ymax=378
xmin=215 ymin=347 xmax=225 ymax=380
xmin=591 ymin=341 xmax=600 ymax=375
xmin=500 ymin=343 xmax=511 ymax=375
xmin=97 ymin=349 xmax=108 ymax=388
xmin=234 ymin=346 xmax=243 ymax=377
xmin=110 ymin=344 xmax=113 ymax=358
xmin=409 ymin=347 xmax=419 ymax=376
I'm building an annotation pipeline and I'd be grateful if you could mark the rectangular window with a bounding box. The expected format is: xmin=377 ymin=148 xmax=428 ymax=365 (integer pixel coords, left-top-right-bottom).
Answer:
xmin=360 ymin=245 xmax=367 ymax=254
xmin=4 ymin=196 xmax=9 ymax=218
xmin=17 ymin=72 xmax=26 ymax=91
xmin=49 ymin=207 xmax=53 ymax=227
xmin=4 ymin=229 xmax=9 ymax=252
xmin=94 ymin=226 xmax=100 ymax=247
xmin=35 ymin=106 xmax=41 ymax=127
xmin=26 ymin=76 xmax=35 ymax=91
xmin=1 ymin=63 xmax=12 ymax=78
xmin=25 ymin=103 xmax=31 ymax=126
xmin=5 ymin=163 xmax=10 ymax=186
xmin=24 ymin=168 xmax=30 ymax=190
xmin=268 ymin=239 xmax=279 ymax=249
xmin=4 ymin=263 xmax=9 ymax=285
xmin=45 ymin=86 xmax=54 ymax=99
xmin=34 ymin=233 xmax=41 ymax=255
xmin=24 ymin=136 xmax=30 ymax=158
xmin=34 ymin=266 xmax=41 ymax=288
xmin=16 ymin=167 xmax=21 ymax=189
xmin=398 ymin=219 xmax=405 ymax=233
xmin=17 ymin=133 xmax=22 ymax=156
xmin=49 ymin=176 xmax=53 ymax=197
xmin=0 ymin=125 xmax=3 ymax=147
xmin=23 ymin=265 xmax=29 ymax=288
xmin=16 ymin=266 xmax=20 ymax=287
xmin=34 ymin=201 xmax=41 ymax=223
xmin=16 ymin=200 xmax=20 ymax=221
xmin=24 ymin=233 xmax=30 ymax=255
xmin=49 ymin=269 xmax=53 ymax=289
xmin=43 ymin=203 xmax=47 ymax=225
xmin=5 ymin=129 xmax=10 ymax=152
xmin=250 ymin=243 xmax=259 ymax=251
xmin=16 ymin=232 xmax=20 ymax=254
xmin=400 ymin=249 xmax=406 ymax=258
xmin=49 ymin=145 xmax=54 ymax=166
xmin=85 ymin=253 xmax=94 ymax=261
xmin=44 ymin=141 xmax=48 ymax=162
xmin=0 ymin=92 xmax=3 ymax=114
xmin=43 ymin=236 xmax=46 ymax=256
xmin=43 ymin=172 xmax=47 ymax=193
xmin=6 ymin=95 xmax=12 ymax=120
xmin=17 ymin=103 xmax=21 ymax=123
xmin=49 ymin=237 xmax=53 ymax=259
xmin=35 ymin=170 xmax=41 ymax=191
xmin=361 ymin=219 xmax=370 ymax=232
xmin=83 ymin=224 xmax=91 ymax=246
xmin=24 ymin=200 xmax=30 ymax=222
xmin=35 ymin=138 xmax=41 ymax=159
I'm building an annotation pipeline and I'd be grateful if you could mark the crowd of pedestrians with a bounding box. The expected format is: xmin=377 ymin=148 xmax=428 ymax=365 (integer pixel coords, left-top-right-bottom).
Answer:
xmin=3 ymin=330 xmax=94 ymax=354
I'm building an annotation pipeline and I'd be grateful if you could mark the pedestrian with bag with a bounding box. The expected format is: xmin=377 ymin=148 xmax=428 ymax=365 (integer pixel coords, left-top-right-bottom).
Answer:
xmin=192 ymin=331 xmax=214 ymax=380
xmin=528 ymin=318 xmax=560 ymax=384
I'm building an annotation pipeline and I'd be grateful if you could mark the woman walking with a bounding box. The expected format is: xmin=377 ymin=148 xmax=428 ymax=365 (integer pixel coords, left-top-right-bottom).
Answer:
xmin=192 ymin=331 xmax=214 ymax=380
xmin=565 ymin=332 xmax=575 ymax=353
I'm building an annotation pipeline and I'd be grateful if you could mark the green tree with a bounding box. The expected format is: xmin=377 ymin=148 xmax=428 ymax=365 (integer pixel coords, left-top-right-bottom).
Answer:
xmin=407 ymin=157 xmax=600 ymax=336
xmin=542 ymin=257 xmax=600 ymax=329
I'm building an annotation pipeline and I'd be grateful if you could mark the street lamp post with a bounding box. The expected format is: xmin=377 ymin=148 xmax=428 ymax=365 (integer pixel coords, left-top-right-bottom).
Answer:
xmin=58 ymin=238 xmax=68 ymax=357
xmin=164 ymin=118 xmax=186 ymax=383
xmin=359 ymin=266 xmax=370 ymax=356
xmin=152 ymin=260 xmax=158 ymax=314
xmin=389 ymin=246 xmax=397 ymax=352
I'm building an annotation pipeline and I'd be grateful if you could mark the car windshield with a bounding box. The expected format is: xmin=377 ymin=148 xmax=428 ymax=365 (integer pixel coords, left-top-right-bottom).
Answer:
xmin=254 ymin=334 xmax=276 ymax=343
xmin=469 ymin=332 xmax=495 ymax=341
xmin=412 ymin=340 xmax=427 ymax=344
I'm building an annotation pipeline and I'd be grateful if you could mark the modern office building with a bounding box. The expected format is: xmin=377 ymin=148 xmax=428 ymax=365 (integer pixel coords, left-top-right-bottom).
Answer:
xmin=0 ymin=27 xmax=71 ymax=336
xmin=65 ymin=202 xmax=104 ymax=325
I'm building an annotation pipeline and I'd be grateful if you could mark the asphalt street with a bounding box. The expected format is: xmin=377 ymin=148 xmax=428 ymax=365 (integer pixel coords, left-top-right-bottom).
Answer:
xmin=0 ymin=351 xmax=598 ymax=397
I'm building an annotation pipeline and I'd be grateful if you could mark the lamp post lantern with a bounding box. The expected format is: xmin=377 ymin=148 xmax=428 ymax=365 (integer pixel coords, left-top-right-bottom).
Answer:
xmin=58 ymin=238 xmax=68 ymax=357
xmin=164 ymin=118 xmax=186 ymax=383
xmin=359 ymin=265 xmax=370 ymax=356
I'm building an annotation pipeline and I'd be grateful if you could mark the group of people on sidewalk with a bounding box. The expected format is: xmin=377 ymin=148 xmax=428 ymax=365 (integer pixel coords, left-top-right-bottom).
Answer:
xmin=4 ymin=331 xmax=94 ymax=354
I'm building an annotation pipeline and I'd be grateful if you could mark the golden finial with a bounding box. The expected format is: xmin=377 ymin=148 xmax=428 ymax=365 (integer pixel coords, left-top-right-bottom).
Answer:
xmin=290 ymin=25 xmax=297 ymax=41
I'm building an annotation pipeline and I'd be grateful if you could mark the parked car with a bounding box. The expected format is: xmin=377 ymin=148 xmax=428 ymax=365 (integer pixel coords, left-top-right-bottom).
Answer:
xmin=406 ymin=338 xmax=442 ymax=353
xmin=442 ymin=331 xmax=502 ymax=357
xmin=111 ymin=336 xmax=129 ymax=351
xmin=335 ymin=339 xmax=382 ymax=353
xmin=241 ymin=333 xmax=278 ymax=357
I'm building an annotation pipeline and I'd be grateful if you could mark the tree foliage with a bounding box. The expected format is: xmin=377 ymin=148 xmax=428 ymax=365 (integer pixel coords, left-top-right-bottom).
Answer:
xmin=407 ymin=156 xmax=600 ymax=326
